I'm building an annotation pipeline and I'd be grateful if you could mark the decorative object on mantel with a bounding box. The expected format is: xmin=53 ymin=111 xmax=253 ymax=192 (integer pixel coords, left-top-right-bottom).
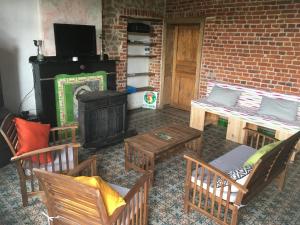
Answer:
xmin=33 ymin=40 xmax=44 ymax=61
xmin=54 ymin=71 xmax=107 ymax=126
xmin=98 ymin=32 xmax=104 ymax=60
xmin=98 ymin=31 xmax=109 ymax=61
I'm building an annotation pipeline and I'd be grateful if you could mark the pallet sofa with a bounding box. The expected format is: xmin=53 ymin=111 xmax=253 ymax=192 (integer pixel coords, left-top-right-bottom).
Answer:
xmin=184 ymin=128 xmax=300 ymax=225
xmin=190 ymin=81 xmax=300 ymax=160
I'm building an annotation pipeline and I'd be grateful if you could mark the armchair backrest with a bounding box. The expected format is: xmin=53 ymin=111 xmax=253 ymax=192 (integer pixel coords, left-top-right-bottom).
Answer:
xmin=34 ymin=165 xmax=151 ymax=225
xmin=0 ymin=113 xmax=18 ymax=156
xmin=34 ymin=169 xmax=111 ymax=225
xmin=242 ymin=131 xmax=300 ymax=204
xmin=0 ymin=113 xmax=78 ymax=156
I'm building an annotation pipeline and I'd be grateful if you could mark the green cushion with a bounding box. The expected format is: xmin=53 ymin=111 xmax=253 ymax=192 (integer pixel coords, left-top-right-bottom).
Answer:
xmin=244 ymin=141 xmax=282 ymax=166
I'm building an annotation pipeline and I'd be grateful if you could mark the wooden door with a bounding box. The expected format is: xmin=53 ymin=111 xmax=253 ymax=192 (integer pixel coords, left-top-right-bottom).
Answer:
xmin=162 ymin=25 xmax=176 ymax=105
xmin=171 ymin=24 xmax=200 ymax=110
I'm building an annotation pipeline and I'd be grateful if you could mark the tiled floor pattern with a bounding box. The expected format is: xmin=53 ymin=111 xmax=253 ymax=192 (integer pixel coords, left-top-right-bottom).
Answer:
xmin=0 ymin=108 xmax=300 ymax=225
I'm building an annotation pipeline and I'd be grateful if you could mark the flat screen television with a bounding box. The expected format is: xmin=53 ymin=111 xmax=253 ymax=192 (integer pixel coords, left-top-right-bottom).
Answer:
xmin=54 ymin=23 xmax=97 ymax=57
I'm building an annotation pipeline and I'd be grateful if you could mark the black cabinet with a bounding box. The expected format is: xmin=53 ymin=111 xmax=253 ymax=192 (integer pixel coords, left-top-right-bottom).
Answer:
xmin=77 ymin=91 xmax=127 ymax=148
xmin=29 ymin=57 xmax=117 ymax=127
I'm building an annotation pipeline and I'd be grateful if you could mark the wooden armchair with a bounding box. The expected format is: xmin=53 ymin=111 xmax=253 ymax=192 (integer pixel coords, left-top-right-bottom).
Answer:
xmin=34 ymin=156 xmax=151 ymax=225
xmin=0 ymin=113 xmax=80 ymax=206
xmin=184 ymin=128 xmax=300 ymax=225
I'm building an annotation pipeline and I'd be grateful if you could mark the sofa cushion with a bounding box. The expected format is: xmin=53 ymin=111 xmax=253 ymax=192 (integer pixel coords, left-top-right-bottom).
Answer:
xmin=244 ymin=141 xmax=282 ymax=166
xmin=191 ymin=175 xmax=238 ymax=202
xmin=258 ymin=96 xmax=298 ymax=122
xmin=210 ymin=145 xmax=256 ymax=172
xmin=206 ymin=86 xmax=241 ymax=107
xmin=216 ymin=165 xmax=253 ymax=188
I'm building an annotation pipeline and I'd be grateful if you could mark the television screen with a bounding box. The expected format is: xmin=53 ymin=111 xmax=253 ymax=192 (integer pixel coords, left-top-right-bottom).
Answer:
xmin=54 ymin=23 xmax=96 ymax=57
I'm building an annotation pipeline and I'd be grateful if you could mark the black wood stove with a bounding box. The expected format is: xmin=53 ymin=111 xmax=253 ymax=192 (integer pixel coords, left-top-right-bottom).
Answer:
xmin=77 ymin=90 xmax=128 ymax=148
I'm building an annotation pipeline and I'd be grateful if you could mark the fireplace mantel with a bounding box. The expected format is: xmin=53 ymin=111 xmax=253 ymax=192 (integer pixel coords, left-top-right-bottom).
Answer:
xmin=30 ymin=56 xmax=117 ymax=126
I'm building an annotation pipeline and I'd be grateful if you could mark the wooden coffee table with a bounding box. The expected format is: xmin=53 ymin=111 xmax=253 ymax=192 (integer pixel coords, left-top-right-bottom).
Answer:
xmin=124 ymin=124 xmax=202 ymax=184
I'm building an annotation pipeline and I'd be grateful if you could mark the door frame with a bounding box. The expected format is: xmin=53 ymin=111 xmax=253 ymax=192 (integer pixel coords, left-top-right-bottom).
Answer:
xmin=160 ymin=17 xmax=205 ymax=109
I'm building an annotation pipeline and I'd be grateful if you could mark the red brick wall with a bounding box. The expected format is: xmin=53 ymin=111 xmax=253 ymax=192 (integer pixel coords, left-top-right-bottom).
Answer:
xmin=149 ymin=21 xmax=163 ymax=92
xmin=166 ymin=0 xmax=300 ymax=97
xmin=102 ymin=0 xmax=164 ymax=92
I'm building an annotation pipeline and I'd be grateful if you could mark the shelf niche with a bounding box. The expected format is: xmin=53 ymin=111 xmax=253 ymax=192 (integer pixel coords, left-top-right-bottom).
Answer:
xmin=127 ymin=19 xmax=154 ymax=110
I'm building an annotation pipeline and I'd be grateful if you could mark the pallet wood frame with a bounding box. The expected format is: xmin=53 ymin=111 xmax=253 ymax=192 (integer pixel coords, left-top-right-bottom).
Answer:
xmin=0 ymin=113 xmax=80 ymax=206
xmin=190 ymin=81 xmax=300 ymax=160
xmin=184 ymin=129 xmax=300 ymax=225
xmin=34 ymin=156 xmax=151 ymax=225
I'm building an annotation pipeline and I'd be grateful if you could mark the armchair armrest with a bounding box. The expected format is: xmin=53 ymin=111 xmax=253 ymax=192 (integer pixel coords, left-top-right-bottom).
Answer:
xmin=11 ymin=143 xmax=81 ymax=161
xmin=123 ymin=172 xmax=151 ymax=202
xmin=110 ymin=172 xmax=151 ymax=225
xmin=184 ymin=154 xmax=248 ymax=194
xmin=50 ymin=124 xmax=78 ymax=132
xmin=67 ymin=155 xmax=97 ymax=177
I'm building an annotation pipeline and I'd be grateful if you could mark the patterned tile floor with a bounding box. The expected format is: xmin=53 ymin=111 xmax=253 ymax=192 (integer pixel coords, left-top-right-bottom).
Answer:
xmin=0 ymin=107 xmax=300 ymax=225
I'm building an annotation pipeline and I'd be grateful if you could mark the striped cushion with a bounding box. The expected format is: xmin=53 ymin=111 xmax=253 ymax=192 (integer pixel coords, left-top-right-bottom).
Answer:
xmin=215 ymin=165 xmax=253 ymax=188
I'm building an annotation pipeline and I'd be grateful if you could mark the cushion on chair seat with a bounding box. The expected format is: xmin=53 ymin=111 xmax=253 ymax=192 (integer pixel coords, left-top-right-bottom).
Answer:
xmin=191 ymin=176 xmax=238 ymax=202
xmin=109 ymin=183 xmax=130 ymax=197
xmin=24 ymin=146 xmax=74 ymax=176
xmin=191 ymin=145 xmax=256 ymax=202
xmin=210 ymin=145 xmax=256 ymax=172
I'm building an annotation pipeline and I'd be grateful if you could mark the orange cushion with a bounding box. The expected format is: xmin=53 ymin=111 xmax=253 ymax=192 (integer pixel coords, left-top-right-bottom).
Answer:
xmin=15 ymin=118 xmax=51 ymax=164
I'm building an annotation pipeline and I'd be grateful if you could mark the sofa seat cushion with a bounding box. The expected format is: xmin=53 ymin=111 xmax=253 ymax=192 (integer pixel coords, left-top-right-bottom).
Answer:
xmin=191 ymin=145 xmax=256 ymax=202
xmin=191 ymin=175 xmax=238 ymax=202
xmin=24 ymin=146 xmax=74 ymax=176
xmin=210 ymin=145 xmax=256 ymax=172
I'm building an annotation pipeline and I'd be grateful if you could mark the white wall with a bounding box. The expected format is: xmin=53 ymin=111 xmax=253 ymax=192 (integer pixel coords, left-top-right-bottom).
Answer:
xmin=0 ymin=0 xmax=41 ymax=113
xmin=40 ymin=0 xmax=102 ymax=56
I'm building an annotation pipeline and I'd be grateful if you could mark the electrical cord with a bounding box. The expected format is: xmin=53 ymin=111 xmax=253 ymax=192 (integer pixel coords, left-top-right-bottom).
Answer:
xmin=18 ymin=87 xmax=34 ymax=114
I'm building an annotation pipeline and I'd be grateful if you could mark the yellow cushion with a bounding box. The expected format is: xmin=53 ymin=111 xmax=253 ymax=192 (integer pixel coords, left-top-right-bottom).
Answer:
xmin=74 ymin=176 xmax=126 ymax=216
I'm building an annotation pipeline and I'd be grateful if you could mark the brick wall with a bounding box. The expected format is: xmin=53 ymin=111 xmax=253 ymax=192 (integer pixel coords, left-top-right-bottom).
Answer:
xmin=102 ymin=0 xmax=164 ymax=91
xmin=166 ymin=0 xmax=300 ymax=97
xmin=149 ymin=21 xmax=163 ymax=92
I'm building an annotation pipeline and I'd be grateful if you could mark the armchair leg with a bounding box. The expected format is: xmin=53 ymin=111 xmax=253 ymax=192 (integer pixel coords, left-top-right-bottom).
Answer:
xmin=277 ymin=169 xmax=287 ymax=191
xmin=230 ymin=207 xmax=239 ymax=225
xmin=184 ymin=186 xmax=190 ymax=213
xmin=19 ymin=178 xmax=28 ymax=207
xmin=16 ymin=164 xmax=29 ymax=207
